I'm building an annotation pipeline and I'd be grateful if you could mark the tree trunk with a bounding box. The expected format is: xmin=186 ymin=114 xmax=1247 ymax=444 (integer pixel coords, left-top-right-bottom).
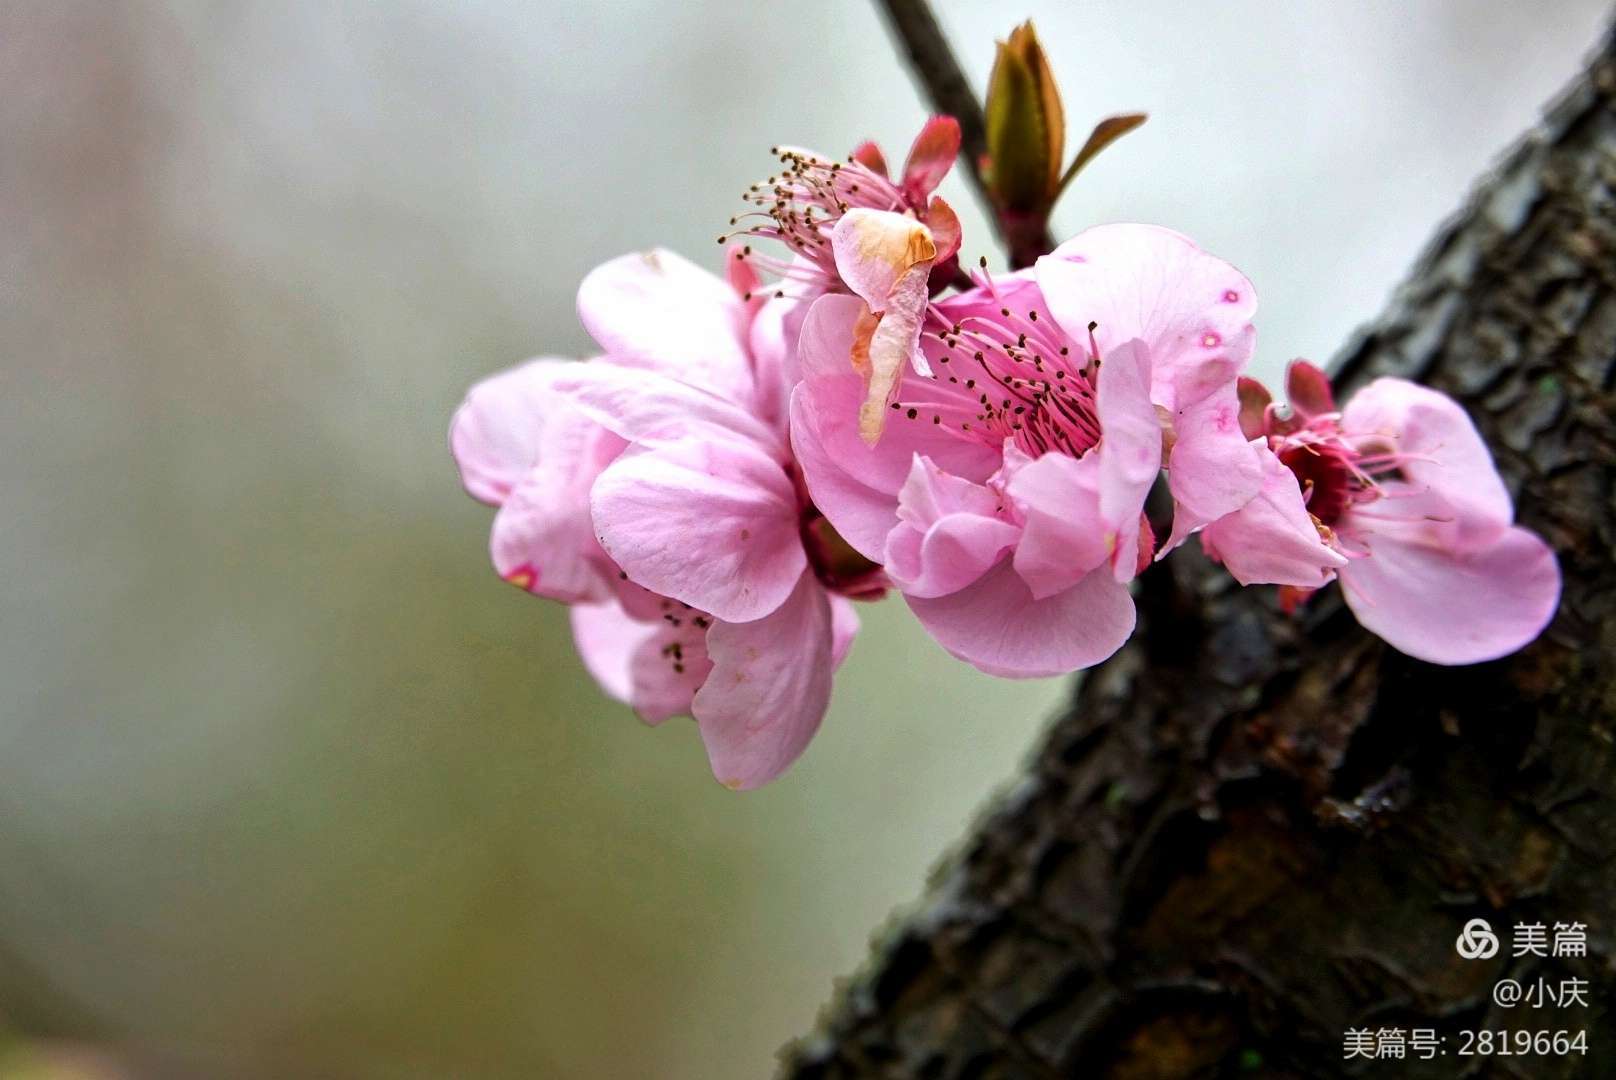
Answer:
xmin=782 ymin=23 xmax=1616 ymax=1080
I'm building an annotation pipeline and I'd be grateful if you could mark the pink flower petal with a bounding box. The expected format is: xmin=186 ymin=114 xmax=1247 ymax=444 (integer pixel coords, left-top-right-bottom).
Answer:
xmin=589 ymin=437 xmax=805 ymax=624
xmin=1095 ymin=339 xmax=1162 ymax=580
xmin=1341 ymin=377 xmax=1513 ymax=547
xmin=900 ymin=115 xmax=961 ymax=203
xmin=453 ymin=360 xmax=625 ymax=603
xmin=1166 ymin=326 xmax=1252 ymax=412
xmin=575 ymin=248 xmax=755 ymax=404
xmin=570 ymin=599 xmax=646 ymax=704
xmin=925 ymin=196 xmax=963 ymax=262
xmin=933 ymin=265 xmax=1045 ymax=323
xmin=1284 ymin=360 xmax=1336 ymax=422
xmin=693 ymin=573 xmax=836 ymax=789
xmin=1236 ymin=376 xmax=1272 ymax=440
xmin=794 ymin=298 xmax=980 ymax=478
xmin=831 ymin=209 xmax=936 ymax=314
xmin=449 ymin=358 xmax=576 ymax=506
xmin=490 ymin=466 xmax=616 ymax=603
xmin=1198 ymin=446 xmax=1346 ymax=587
xmin=830 ymin=210 xmax=938 ymax=441
xmin=789 ymin=394 xmax=903 ymax=562
xmin=896 ymin=452 xmax=1005 ymax=523
xmin=570 ymin=598 xmax=712 ymax=724
xmin=1163 ymin=378 xmax=1265 ymax=550
xmin=885 ymin=456 xmax=1021 ymax=598
xmin=791 ymin=295 xmax=998 ymax=559
xmin=1005 ymin=452 xmax=1109 ymax=598
xmin=829 ymin=595 xmax=860 ymax=668
xmin=611 ymin=573 xmax=677 ymax=622
xmin=854 ymin=281 xmax=931 ymax=441
xmin=1339 ymin=522 xmax=1560 ymax=665
xmin=554 ymin=362 xmax=781 ymax=453
xmin=1035 ymin=223 xmax=1257 ymax=412
xmin=746 ymin=293 xmax=809 ymax=425
xmin=1036 ymin=226 xmax=1265 ymax=553
xmin=850 ymin=140 xmax=889 ymax=176
xmin=905 ymin=558 xmax=1136 ymax=678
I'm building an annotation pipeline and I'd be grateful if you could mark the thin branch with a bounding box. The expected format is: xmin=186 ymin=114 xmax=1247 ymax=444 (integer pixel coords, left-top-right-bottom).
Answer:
xmin=871 ymin=0 xmax=1055 ymax=263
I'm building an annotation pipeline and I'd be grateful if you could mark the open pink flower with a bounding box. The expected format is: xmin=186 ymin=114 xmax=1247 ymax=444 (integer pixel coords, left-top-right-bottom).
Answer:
xmin=790 ymin=223 xmax=1261 ymax=676
xmin=727 ymin=117 xmax=963 ymax=296
xmin=452 ymin=248 xmax=866 ymax=788
xmin=725 ymin=119 xmax=965 ymax=438
xmin=1201 ymin=361 xmax=1561 ymax=664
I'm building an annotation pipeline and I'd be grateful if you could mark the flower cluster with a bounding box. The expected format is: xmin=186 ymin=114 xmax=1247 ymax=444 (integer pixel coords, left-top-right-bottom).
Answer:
xmin=451 ymin=119 xmax=1561 ymax=788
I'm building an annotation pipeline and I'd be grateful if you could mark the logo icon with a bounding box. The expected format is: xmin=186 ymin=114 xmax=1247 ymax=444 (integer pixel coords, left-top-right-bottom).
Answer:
xmin=1456 ymin=918 xmax=1500 ymax=959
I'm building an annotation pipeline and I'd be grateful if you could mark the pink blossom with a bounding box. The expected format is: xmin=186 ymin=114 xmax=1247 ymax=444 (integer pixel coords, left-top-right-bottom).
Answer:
xmin=724 ymin=119 xmax=965 ymax=433
xmin=450 ymin=359 xmax=626 ymax=606
xmin=726 ymin=117 xmax=963 ymax=296
xmin=451 ymin=248 xmax=866 ymax=788
xmin=1201 ymin=361 xmax=1561 ymax=664
xmin=790 ymin=223 xmax=1261 ymax=676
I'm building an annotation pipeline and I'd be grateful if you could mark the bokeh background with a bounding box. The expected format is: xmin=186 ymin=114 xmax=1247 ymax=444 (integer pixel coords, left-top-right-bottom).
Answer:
xmin=1 ymin=1 xmax=1608 ymax=1076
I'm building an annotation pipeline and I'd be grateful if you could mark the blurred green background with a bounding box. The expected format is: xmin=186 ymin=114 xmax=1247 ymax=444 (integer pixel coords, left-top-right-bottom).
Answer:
xmin=0 ymin=2 xmax=1607 ymax=1076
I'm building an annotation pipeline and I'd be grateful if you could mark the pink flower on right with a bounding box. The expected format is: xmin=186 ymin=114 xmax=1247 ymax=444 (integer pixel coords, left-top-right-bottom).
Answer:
xmin=1201 ymin=360 xmax=1561 ymax=664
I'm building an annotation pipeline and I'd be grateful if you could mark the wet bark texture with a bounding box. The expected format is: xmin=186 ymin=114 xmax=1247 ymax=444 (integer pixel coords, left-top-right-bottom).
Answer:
xmin=783 ymin=26 xmax=1616 ymax=1080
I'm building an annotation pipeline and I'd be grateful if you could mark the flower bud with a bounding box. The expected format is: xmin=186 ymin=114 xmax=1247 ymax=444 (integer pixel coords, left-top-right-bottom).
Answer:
xmin=983 ymin=21 xmax=1064 ymax=215
xmin=983 ymin=20 xmax=1147 ymax=264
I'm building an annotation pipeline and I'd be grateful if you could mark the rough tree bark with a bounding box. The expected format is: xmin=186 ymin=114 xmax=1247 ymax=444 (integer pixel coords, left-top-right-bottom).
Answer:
xmin=782 ymin=21 xmax=1616 ymax=1080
